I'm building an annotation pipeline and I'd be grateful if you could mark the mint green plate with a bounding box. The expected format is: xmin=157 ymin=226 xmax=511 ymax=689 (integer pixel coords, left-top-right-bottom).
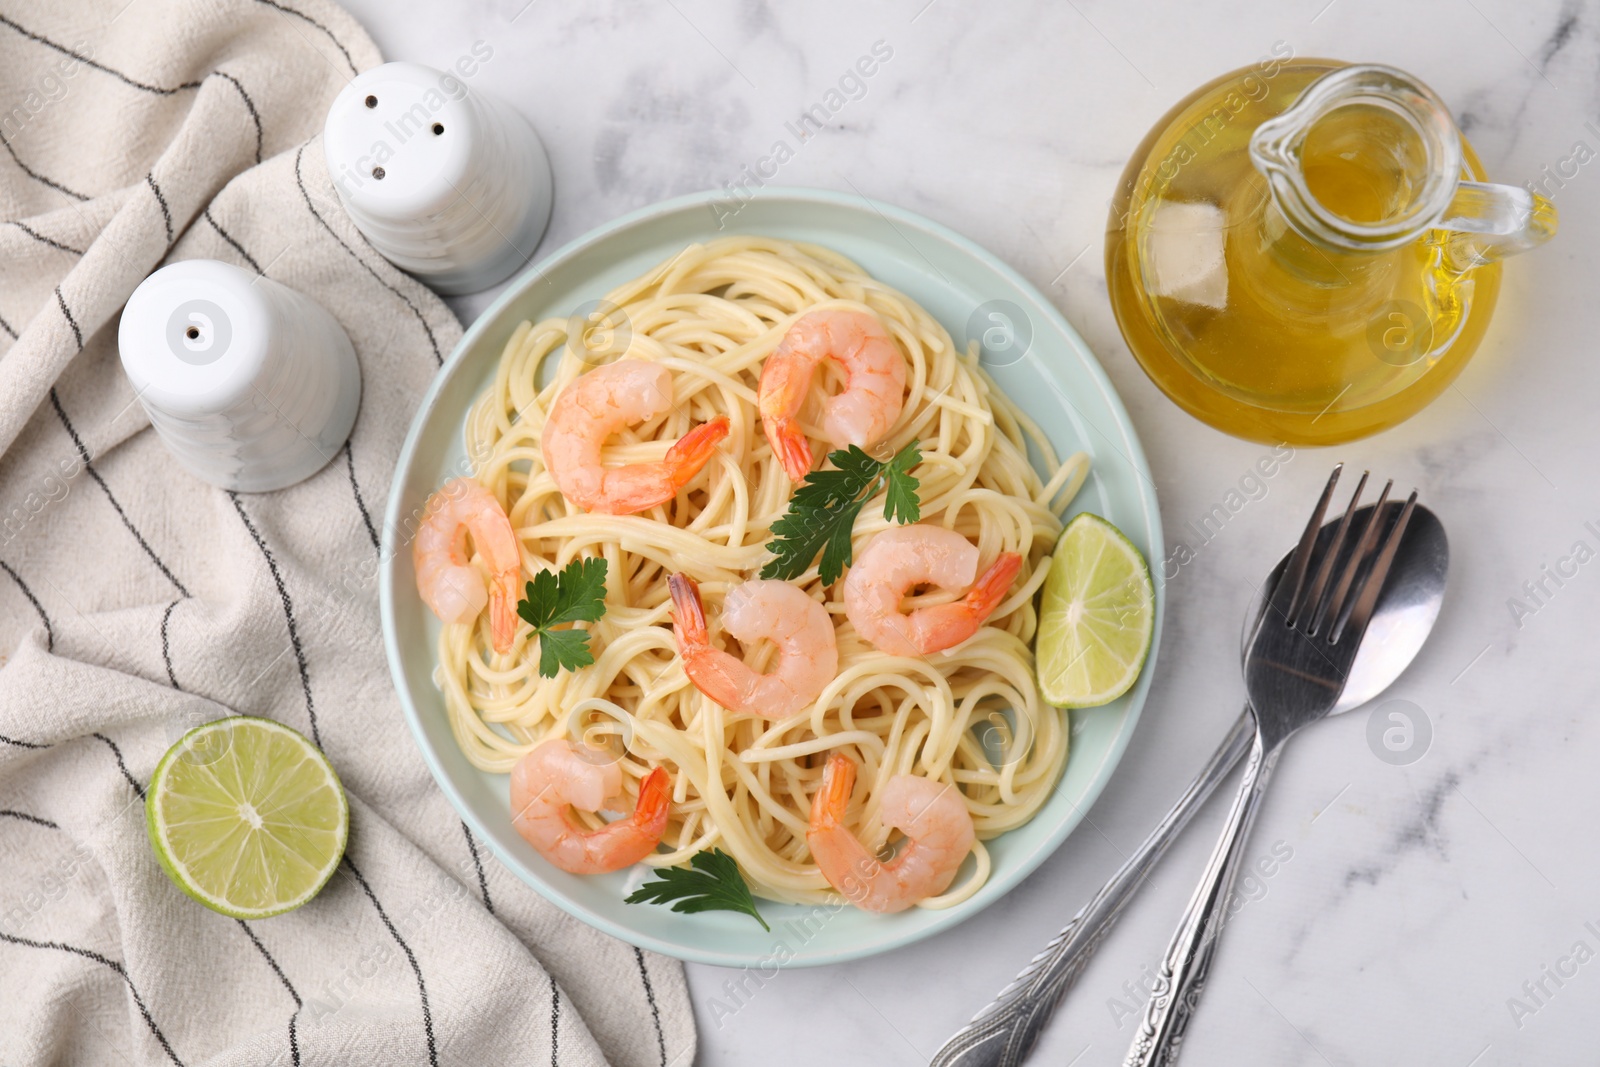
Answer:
xmin=379 ymin=188 xmax=1163 ymax=967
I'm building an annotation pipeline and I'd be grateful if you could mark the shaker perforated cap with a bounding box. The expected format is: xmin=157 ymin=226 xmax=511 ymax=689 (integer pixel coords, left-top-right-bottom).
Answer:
xmin=323 ymin=61 xmax=479 ymax=222
xmin=322 ymin=60 xmax=553 ymax=294
xmin=118 ymin=259 xmax=275 ymax=418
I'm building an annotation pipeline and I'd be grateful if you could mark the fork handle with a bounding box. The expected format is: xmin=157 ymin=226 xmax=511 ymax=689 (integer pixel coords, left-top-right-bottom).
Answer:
xmin=1123 ymin=733 xmax=1282 ymax=1067
xmin=929 ymin=708 xmax=1255 ymax=1067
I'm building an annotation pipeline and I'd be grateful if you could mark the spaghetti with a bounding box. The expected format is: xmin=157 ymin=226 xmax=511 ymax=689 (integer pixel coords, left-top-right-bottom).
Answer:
xmin=434 ymin=236 xmax=1088 ymax=907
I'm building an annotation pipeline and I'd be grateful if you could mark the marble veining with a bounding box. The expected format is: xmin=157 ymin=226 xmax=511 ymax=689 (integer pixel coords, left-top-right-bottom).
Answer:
xmin=340 ymin=0 xmax=1600 ymax=1062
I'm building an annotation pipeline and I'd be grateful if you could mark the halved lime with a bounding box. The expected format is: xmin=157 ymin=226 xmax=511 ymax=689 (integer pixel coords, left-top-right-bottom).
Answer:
xmin=146 ymin=717 xmax=348 ymax=919
xmin=1036 ymin=513 xmax=1155 ymax=708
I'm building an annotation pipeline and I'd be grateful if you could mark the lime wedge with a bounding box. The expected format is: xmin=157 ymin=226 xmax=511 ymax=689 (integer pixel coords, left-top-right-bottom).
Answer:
xmin=1036 ymin=513 xmax=1155 ymax=708
xmin=146 ymin=717 xmax=348 ymax=919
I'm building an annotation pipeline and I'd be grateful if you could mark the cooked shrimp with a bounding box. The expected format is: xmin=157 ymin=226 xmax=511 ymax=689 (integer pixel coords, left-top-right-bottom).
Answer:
xmin=759 ymin=309 xmax=908 ymax=482
xmin=541 ymin=359 xmax=731 ymax=515
xmin=843 ymin=525 xmax=1023 ymax=657
xmin=668 ymin=575 xmax=838 ymax=720
xmin=413 ymin=477 xmax=521 ymax=654
xmin=807 ymin=754 xmax=974 ymax=913
xmin=510 ymin=739 xmax=671 ymax=874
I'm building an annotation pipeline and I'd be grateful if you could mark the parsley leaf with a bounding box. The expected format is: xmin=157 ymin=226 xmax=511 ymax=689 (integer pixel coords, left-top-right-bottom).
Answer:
xmin=881 ymin=443 xmax=921 ymax=525
xmin=515 ymin=557 xmax=609 ymax=678
xmin=623 ymin=849 xmax=770 ymax=931
xmin=760 ymin=440 xmax=922 ymax=585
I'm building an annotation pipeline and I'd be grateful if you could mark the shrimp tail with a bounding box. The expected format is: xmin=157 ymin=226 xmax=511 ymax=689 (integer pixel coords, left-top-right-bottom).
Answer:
xmin=631 ymin=766 xmax=672 ymax=834
xmin=667 ymin=574 xmax=708 ymax=647
xmin=758 ymin=348 xmax=818 ymax=482
xmin=811 ymin=754 xmax=857 ymax=829
xmin=765 ymin=415 xmax=814 ymax=483
xmin=664 ymin=415 xmax=731 ymax=488
xmin=964 ymin=552 xmax=1024 ymax=619
xmin=489 ymin=571 xmax=519 ymax=654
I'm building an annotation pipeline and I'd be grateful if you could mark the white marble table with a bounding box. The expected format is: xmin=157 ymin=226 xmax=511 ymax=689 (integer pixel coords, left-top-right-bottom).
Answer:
xmin=342 ymin=0 xmax=1600 ymax=1062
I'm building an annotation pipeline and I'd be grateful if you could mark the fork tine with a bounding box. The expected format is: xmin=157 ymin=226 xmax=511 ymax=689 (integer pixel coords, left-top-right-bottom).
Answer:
xmin=1315 ymin=479 xmax=1393 ymax=635
xmin=1292 ymin=470 xmax=1367 ymax=630
xmin=1331 ymin=489 xmax=1417 ymax=644
xmin=1270 ymin=464 xmax=1342 ymax=622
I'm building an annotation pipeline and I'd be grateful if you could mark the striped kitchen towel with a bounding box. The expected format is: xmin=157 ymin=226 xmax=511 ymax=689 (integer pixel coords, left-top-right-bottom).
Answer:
xmin=0 ymin=1 xmax=694 ymax=1064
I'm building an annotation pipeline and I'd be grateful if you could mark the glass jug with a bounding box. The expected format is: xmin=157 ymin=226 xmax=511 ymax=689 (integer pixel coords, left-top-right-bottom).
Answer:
xmin=1106 ymin=61 xmax=1557 ymax=445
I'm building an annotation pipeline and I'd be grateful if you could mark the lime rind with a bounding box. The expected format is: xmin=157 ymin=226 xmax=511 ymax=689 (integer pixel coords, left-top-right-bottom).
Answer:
xmin=1036 ymin=513 xmax=1155 ymax=709
xmin=146 ymin=716 xmax=348 ymax=920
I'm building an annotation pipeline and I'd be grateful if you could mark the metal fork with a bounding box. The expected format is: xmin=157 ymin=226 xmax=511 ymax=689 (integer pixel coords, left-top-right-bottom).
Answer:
xmin=1123 ymin=465 xmax=1417 ymax=1066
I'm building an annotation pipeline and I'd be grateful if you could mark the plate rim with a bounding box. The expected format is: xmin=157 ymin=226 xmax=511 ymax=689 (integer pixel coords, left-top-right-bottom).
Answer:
xmin=379 ymin=185 xmax=1164 ymax=967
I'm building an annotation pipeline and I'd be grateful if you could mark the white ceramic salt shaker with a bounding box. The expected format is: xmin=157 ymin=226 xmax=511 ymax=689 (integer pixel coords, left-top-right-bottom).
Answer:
xmin=118 ymin=259 xmax=361 ymax=492
xmin=322 ymin=61 xmax=553 ymax=295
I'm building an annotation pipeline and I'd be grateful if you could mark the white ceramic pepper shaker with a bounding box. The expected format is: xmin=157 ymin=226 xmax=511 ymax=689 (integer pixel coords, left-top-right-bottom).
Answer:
xmin=322 ymin=60 xmax=553 ymax=295
xmin=118 ymin=259 xmax=362 ymax=492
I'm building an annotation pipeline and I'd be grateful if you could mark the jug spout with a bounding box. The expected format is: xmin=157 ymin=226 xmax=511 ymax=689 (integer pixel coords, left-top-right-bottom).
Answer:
xmin=1439 ymin=181 xmax=1558 ymax=270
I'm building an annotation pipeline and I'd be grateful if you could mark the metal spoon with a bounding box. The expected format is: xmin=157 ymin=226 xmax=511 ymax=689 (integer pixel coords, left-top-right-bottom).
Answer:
xmin=932 ymin=495 xmax=1447 ymax=1067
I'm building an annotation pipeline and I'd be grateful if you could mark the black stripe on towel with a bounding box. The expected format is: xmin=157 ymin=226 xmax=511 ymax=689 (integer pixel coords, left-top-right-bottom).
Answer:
xmin=293 ymin=144 xmax=442 ymax=366
xmin=0 ymin=734 xmax=48 ymax=750
xmin=0 ymin=559 xmax=54 ymax=651
xmin=0 ymin=809 xmax=57 ymax=829
xmin=227 ymin=492 xmax=320 ymax=747
xmin=550 ymin=979 xmax=560 ymax=1067
xmin=145 ymin=175 xmax=173 ymax=244
xmin=252 ymin=0 xmax=358 ymax=74
xmin=0 ymin=930 xmax=186 ymax=1066
xmin=344 ymin=858 xmax=439 ymax=1067
xmin=460 ymin=821 xmax=494 ymax=914
xmin=92 ymin=733 xmax=146 ymax=800
xmin=51 ymin=388 xmax=191 ymax=598
xmin=54 ymin=288 xmax=81 ymax=348
xmin=160 ymin=599 xmax=180 ymax=688
xmin=10 ymin=221 xmax=83 ymax=255
xmin=1 ymin=136 xmax=89 ymax=201
xmin=634 ymin=947 xmax=667 ymax=1067
xmin=236 ymin=921 xmax=302 ymax=1067
xmin=345 ymin=444 xmax=379 ymax=552
xmin=203 ymin=208 xmax=264 ymax=274
xmin=0 ymin=308 xmax=16 ymax=338
xmin=0 ymin=14 xmax=201 ymax=95
xmin=212 ymin=72 xmax=264 ymax=164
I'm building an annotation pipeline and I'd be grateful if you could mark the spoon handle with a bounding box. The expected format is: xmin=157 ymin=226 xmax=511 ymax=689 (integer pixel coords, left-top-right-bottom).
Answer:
xmin=930 ymin=708 xmax=1254 ymax=1067
xmin=1123 ymin=732 xmax=1282 ymax=1067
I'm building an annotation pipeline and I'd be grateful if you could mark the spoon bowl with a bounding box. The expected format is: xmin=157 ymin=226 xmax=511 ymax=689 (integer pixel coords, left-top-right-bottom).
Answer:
xmin=1244 ymin=501 xmax=1448 ymax=713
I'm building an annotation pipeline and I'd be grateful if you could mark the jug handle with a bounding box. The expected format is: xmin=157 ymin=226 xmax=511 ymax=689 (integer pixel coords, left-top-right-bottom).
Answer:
xmin=1438 ymin=181 xmax=1558 ymax=272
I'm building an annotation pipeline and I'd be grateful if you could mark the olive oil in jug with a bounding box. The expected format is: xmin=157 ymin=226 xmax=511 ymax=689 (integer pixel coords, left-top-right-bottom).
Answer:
xmin=1106 ymin=61 xmax=1556 ymax=445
